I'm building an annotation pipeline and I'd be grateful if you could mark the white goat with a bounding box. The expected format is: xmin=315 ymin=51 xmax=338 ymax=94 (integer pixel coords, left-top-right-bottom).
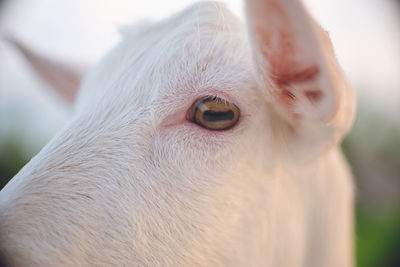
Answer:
xmin=0 ymin=0 xmax=355 ymax=266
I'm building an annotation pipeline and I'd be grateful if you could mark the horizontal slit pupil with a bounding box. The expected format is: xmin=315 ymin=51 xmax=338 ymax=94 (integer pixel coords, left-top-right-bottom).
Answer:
xmin=203 ymin=110 xmax=234 ymax=122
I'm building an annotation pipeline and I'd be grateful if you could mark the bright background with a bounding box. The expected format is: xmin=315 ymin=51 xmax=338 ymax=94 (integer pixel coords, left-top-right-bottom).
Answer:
xmin=0 ymin=1 xmax=399 ymax=266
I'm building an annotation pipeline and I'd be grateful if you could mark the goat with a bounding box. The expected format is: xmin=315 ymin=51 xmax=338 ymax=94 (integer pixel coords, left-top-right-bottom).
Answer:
xmin=0 ymin=0 xmax=355 ymax=266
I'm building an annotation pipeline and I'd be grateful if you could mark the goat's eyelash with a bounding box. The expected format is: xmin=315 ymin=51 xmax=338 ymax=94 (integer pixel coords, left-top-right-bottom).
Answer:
xmin=199 ymin=95 xmax=231 ymax=105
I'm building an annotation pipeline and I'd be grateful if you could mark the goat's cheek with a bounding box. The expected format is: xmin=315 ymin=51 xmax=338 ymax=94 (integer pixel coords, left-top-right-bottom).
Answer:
xmin=155 ymin=124 xmax=235 ymax=171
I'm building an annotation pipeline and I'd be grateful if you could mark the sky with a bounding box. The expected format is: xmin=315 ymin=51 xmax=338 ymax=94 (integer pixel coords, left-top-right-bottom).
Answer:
xmin=1 ymin=0 xmax=400 ymax=150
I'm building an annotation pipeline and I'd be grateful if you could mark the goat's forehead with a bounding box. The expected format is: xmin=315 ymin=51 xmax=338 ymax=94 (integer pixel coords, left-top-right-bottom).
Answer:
xmin=78 ymin=2 xmax=251 ymax=115
xmin=122 ymin=2 xmax=243 ymax=39
xmin=129 ymin=4 xmax=248 ymax=87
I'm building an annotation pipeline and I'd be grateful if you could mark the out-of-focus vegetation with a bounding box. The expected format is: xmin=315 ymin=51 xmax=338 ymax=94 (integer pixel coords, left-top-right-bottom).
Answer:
xmin=0 ymin=136 xmax=31 ymax=189
xmin=342 ymin=102 xmax=400 ymax=267
xmin=343 ymin=106 xmax=400 ymax=207
xmin=356 ymin=208 xmax=400 ymax=267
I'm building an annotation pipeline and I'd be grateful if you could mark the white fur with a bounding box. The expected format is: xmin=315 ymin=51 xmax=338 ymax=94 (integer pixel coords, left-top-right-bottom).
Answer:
xmin=0 ymin=1 xmax=355 ymax=266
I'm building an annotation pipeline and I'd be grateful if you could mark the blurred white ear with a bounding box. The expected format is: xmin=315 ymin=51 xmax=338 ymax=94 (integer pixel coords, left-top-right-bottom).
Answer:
xmin=6 ymin=35 xmax=82 ymax=103
xmin=245 ymin=0 xmax=355 ymax=160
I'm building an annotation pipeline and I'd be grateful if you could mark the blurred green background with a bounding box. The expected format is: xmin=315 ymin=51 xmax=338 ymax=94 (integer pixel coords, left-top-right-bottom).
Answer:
xmin=0 ymin=0 xmax=399 ymax=266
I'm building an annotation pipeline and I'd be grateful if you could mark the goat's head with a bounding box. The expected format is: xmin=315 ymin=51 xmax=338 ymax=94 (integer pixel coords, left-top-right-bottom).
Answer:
xmin=0 ymin=1 xmax=355 ymax=266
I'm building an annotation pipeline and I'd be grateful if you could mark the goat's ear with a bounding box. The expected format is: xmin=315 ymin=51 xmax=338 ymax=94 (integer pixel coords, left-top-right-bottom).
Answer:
xmin=246 ymin=0 xmax=355 ymax=161
xmin=8 ymin=37 xmax=82 ymax=103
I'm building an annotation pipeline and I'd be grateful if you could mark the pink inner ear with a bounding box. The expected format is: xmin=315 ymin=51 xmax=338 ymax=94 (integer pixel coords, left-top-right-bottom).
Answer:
xmin=255 ymin=18 xmax=321 ymax=87
xmin=272 ymin=64 xmax=320 ymax=87
xmin=255 ymin=1 xmax=324 ymax=111
xmin=249 ymin=0 xmax=328 ymax=111
xmin=258 ymin=24 xmax=322 ymax=107
xmin=304 ymin=89 xmax=324 ymax=103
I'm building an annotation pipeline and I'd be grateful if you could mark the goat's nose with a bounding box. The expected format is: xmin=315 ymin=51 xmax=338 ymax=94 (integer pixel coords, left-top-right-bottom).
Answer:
xmin=0 ymin=249 xmax=11 ymax=267
xmin=0 ymin=242 xmax=10 ymax=266
xmin=0 ymin=242 xmax=14 ymax=266
xmin=0 ymin=215 xmax=11 ymax=267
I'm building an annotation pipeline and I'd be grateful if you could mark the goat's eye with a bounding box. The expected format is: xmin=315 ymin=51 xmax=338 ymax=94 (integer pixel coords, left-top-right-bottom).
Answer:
xmin=188 ymin=96 xmax=240 ymax=131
